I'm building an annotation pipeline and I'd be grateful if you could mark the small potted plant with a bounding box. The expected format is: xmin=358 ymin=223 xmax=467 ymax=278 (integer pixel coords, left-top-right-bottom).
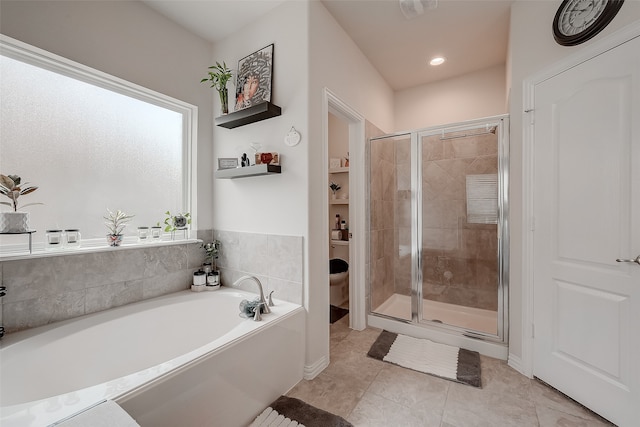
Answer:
xmin=162 ymin=210 xmax=191 ymax=240
xmin=201 ymin=61 xmax=233 ymax=115
xmin=104 ymin=208 xmax=134 ymax=247
xmin=0 ymin=174 xmax=42 ymax=233
xmin=329 ymin=181 xmax=341 ymax=199
xmin=202 ymin=240 xmax=221 ymax=271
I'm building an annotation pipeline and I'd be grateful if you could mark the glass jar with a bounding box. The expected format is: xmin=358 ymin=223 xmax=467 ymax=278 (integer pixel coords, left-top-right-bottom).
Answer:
xmin=151 ymin=226 xmax=162 ymax=241
xmin=137 ymin=226 xmax=149 ymax=243
xmin=64 ymin=229 xmax=81 ymax=248
xmin=45 ymin=229 xmax=63 ymax=250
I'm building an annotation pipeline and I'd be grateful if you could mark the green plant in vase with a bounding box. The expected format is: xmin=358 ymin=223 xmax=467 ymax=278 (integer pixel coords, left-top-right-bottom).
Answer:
xmin=329 ymin=181 xmax=341 ymax=199
xmin=201 ymin=61 xmax=233 ymax=115
xmin=104 ymin=208 xmax=134 ymax=247
xmin=202 ymin=240 xmax=221 ymax=271
xmin=0 ymin=174 xmax=42 ymax=232
xmin=162 ymin=211 xmax=191 ymax=240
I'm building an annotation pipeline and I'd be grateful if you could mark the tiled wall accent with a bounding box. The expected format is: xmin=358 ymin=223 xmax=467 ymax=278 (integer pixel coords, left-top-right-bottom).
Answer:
xmin=213 ymin=230 xmax=304 ymax=305
xmin=394 ymin=137 xmax=412 ymax=297
xmin=421 ymin=132 xmax=499 ymax=311
xmin=369 ymin=133 xmax=400 ymax=311
xmin=0 ymin=232 xmax=212 ymax=333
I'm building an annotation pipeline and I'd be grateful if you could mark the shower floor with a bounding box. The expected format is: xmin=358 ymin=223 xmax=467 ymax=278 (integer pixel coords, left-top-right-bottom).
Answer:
xmin=373 ymin=293 xmax=498 ymax=335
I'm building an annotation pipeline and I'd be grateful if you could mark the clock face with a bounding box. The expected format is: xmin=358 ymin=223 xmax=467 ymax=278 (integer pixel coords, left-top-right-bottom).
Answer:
xmin=553 ymin=0 xmax=625 ymax=46
xmin=557 ymin=0 xmax=607 ymax=36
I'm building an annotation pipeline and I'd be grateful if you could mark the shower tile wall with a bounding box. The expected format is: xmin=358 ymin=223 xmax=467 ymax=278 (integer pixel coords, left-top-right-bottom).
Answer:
xmin=369 ymin=137 xmax=398 ymax=310
xmin=421 ymin=132 xmax=499 ymax=311
xmin=394 ymin=138 xmax=412 ymax=296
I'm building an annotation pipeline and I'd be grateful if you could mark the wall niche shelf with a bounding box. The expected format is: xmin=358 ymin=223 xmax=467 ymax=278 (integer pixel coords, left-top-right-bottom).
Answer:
xmin=215 ymin=101 xmax=282 ymax=129
xmin=330 ymin=199 xmax=349 ymax=205
xmin=329 ymin=167 xmax=349 ymax=174
xmin=215 ymin=164 xmax=281 ymax=179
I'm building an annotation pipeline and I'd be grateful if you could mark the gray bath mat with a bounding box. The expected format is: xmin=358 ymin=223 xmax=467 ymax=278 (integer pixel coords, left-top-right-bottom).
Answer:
xmin=367 ymin=330 xmax=481 ymax=388
xmin=330 ymin=305 xmax=349 ymax=324
xmin=250 ymin=396 xmax=352 ymax=427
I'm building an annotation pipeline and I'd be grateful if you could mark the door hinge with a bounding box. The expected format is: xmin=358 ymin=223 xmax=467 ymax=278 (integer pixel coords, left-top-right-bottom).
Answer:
xmin=525 ymin=108 xmax=535 ymax=125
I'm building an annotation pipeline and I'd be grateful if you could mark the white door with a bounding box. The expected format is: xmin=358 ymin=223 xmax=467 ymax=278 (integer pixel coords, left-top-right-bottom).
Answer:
xmin=533 ymin=36 xmax=640 ymax=426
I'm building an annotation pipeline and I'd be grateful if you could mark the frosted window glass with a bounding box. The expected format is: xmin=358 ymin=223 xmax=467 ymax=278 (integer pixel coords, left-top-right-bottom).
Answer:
xmin=0 ymin=55 xmax=185 ymax=244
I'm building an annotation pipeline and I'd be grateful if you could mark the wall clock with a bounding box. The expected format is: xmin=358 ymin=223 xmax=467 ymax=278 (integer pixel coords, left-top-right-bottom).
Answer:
xmin=553 ymin=0 xmax=625 ymax=46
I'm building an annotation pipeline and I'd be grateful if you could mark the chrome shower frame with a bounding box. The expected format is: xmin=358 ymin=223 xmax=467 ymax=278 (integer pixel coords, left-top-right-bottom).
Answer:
xmin=367 ymin=114 xmax=510 ymax=350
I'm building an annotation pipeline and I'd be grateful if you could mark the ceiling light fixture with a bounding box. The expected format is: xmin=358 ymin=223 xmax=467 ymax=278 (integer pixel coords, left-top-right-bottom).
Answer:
xmin=429 ymin=56 xmax=446 ymax=66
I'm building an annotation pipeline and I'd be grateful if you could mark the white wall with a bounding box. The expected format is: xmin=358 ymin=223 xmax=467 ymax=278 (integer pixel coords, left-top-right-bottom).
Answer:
xmin=211 ymin=1 xmax=309 ymax=237
xmin=306 ymin=1 xmax=395 ymax=373
xmin=0 ymin=0 xmax=215 ymax=230
xmin=394 ymin=64 xmax=507 ymax=131
xmin=508 ymin=0 xmax=640 ymax=365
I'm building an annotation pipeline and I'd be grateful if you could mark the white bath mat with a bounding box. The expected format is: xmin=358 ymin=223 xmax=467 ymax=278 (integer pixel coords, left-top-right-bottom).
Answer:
xmin=250 ymin=406 xmax=303 ymax=427
xmin=367 ymin=330 xmax=482 ymax=388
xmin=249 ymin=396 xmax=352 ymax=427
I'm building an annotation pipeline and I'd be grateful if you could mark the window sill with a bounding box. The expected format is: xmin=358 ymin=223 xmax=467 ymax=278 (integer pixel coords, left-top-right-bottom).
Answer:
xmin=0 ymin=238 xmax=202 ymax=262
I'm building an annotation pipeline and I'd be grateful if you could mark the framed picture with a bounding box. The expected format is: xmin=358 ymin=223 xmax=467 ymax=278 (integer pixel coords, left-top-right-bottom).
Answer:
xmin=218 ymin=157 xmax=239 ymax=170
xmin=234 ymin=44 xmax=273 ymax=112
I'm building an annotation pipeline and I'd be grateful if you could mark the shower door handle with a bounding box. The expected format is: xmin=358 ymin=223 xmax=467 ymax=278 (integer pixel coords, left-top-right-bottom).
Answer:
xmin=616 ymin=255 xmax=640 ymax=265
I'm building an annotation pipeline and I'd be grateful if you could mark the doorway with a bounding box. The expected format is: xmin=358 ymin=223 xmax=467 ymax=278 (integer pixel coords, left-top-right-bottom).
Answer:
xmin=323 ymin=88 xmax=366 ymax=332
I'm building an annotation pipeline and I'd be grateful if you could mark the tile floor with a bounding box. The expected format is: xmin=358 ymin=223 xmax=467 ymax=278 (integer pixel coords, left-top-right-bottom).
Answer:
xmin=286 ymin=315 xmax=614 ymax=427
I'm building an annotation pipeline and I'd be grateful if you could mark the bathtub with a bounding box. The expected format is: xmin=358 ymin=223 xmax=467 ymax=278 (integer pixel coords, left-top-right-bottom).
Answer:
xmin=0 ymin=287 xmax=305 ymax=427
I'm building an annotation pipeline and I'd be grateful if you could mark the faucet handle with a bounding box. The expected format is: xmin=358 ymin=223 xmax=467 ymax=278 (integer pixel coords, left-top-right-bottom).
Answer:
xmin=253 ymin=303 xmax=264 ymax=321
xmin=267 ymin=291 xmax=275 ymax=307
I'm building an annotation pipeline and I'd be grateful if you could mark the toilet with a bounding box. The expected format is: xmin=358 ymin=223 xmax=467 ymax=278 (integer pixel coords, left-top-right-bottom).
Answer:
xmin=329 ymin=258 xmax=349 ymax=306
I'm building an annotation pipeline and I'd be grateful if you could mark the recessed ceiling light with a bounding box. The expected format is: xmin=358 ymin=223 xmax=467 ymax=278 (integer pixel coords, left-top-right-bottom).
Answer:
xmin=429 ymin=56 xmax=446 ymax=66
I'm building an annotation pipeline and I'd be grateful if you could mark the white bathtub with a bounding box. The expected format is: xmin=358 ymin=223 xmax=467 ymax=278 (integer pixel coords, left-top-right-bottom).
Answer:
xmin=0 ymin=287 xmax=305 ymax=427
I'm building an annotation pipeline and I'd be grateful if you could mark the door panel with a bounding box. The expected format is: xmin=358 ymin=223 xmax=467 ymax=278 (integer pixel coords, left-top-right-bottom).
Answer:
xmin=533 ymin=36 xmax=639 ymax=426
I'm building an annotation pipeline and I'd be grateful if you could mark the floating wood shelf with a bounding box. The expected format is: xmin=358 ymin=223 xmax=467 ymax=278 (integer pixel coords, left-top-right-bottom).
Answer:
xmin=215 ymin=164 xmax=281 ymax=179
xmin=215 ymin=101 xmax=282 ymax=129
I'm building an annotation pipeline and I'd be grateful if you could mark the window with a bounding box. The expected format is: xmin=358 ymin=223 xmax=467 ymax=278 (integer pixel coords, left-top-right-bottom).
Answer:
xmin=0 ymin=36 xmax=197 ymax=254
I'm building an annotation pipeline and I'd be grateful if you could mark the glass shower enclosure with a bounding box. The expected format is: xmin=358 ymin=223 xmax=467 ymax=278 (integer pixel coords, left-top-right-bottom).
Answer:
xmin=368 ymin=115 xmax=509 ymax=343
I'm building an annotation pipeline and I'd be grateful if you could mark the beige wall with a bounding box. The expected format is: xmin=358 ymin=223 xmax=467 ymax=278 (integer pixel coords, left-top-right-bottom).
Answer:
xmin=394 ymin=64 xmax=507 ymax=132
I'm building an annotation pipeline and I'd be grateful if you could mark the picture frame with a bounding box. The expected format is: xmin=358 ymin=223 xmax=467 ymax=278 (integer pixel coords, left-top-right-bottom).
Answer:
xmin=218 ymin=157 xmax=239 ymax=170
xmin=234 ymin=44 xmax=274 ymax=112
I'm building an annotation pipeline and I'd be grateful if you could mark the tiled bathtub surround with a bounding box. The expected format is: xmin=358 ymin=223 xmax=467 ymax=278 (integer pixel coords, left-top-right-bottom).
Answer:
xmin=213 ymin=230 xmax=303 ymax=306
xmin=0 ymin=233 xmax=211 ymax=333
xmin=0 ymin=229 xmax=304 ymax=334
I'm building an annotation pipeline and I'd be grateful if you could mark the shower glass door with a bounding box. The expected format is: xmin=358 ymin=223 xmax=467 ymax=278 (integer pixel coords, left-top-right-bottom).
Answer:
xmin=368 ymin=116 xmax=508 ymax=342
xmin=419 ymin=120 xmax=506 ymax=338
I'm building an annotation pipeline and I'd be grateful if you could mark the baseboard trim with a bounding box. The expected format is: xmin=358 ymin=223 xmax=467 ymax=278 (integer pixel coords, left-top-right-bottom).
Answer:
xmin=508 ymin=353 xmax=529 ymax=378
xmin=303 ymin=356 xmax=329 ymax=380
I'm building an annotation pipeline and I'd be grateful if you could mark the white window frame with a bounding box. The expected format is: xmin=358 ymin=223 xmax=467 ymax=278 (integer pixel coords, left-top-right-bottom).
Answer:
xmin=0 ymin=35 xmax=198 ymax=257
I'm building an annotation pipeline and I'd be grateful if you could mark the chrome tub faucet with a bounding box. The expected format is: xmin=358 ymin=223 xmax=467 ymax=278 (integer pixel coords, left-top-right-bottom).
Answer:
xmin=232 ymin=275 xmax=273 ymax=315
